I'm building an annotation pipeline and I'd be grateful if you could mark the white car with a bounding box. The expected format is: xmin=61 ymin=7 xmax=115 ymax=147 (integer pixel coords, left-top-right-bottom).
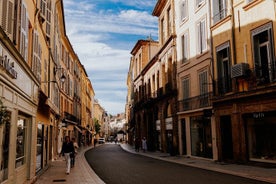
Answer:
xmin=98 ymin=138 xmax=105 ymax=144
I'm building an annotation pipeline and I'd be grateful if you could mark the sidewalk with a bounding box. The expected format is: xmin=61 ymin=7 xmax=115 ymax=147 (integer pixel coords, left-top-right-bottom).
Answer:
xmin=35 ymin=146 xmax=104 ymax=184
xmin=120 ymin=143 xmax=276 ymax=184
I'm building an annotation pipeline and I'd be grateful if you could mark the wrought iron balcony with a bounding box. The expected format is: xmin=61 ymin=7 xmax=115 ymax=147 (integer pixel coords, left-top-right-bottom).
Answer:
xmin=178 ymin=92 xmax=212 ymax=112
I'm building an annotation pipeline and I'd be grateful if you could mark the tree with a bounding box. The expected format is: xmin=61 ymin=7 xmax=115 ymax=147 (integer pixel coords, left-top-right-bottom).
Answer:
xmin=94 ymin=118 xmax=101 ymax=134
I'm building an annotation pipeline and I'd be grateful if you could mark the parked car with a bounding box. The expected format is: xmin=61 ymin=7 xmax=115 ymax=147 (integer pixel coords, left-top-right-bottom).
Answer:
xmin=98 ymin=138 xmax=105 ymax=144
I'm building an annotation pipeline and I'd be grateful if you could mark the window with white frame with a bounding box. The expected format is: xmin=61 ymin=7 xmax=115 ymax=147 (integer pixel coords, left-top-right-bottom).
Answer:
xmin=212 ymin=0 xmax=227 ymax=24
xmin=196 ymin=0 xmax=204 ymax=8
xmin=180 ymin=0 xmax=188 ymax=22
xmin=181 ymin=32 xmax=189 ymax=63
xmin=197 ymin=18 xmax=207 ymax=54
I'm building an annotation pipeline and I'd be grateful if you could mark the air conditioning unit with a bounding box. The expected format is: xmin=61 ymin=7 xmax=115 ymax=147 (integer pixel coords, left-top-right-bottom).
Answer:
xmin=231 ymin=63 xmax=249 ymax=78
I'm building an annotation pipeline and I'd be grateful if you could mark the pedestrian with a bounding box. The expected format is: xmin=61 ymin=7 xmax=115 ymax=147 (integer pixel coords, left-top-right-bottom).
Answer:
xmin=135 ymin=137 xmax=140 ymax=152
xmin=70 ymin=137 xmax=79 ymax=168
xmin=142 ymin=137 xmax=147 ymax=152
xmin=60 ymin=136 xmax=75 ymax=175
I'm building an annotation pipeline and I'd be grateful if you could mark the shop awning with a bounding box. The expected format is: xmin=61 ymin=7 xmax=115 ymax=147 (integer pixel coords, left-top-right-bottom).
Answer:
xmin=74 ymin=126 xmax=82 ymax=133
xmin=86 ymin=128 xmax=93 ymax=135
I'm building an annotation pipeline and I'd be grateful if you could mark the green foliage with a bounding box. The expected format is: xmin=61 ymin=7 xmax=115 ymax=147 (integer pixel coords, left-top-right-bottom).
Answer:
xmin=0 ymin=99 xmax=8 ymax=125
xmin=94 ymin=118 xmax=101 ymax=134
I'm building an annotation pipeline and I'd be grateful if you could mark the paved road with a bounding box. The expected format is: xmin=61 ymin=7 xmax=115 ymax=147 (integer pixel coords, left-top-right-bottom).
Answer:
xmin=85 ymin=144 xmax=271 ymax=184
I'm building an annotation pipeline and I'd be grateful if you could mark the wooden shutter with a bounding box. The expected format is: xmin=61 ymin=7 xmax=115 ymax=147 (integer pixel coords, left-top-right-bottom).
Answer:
xmin=20 ymin=1 xmax=28 ymax=61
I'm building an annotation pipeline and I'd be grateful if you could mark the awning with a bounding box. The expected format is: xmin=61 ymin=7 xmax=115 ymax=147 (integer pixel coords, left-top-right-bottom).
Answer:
xmin=86 ymin=128 xmax=93 ymax=135
xmin=74 ymin=126 xmax=82 ymax=133
xmin=64 ymin=119 xmax=77 ymax=125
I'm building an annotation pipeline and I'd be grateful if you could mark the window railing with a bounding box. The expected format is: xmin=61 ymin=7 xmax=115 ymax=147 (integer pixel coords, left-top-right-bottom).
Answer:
xmin=178 ymin=92 xmax=212 ymax=112
xmin=214 ymin=75 xmax=232 ymax=95
xmin=213 ymin=8 xmax=228 ymax=24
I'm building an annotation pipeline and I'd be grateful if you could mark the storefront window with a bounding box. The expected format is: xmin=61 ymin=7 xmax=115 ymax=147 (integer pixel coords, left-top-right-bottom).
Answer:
xmin=247 ymin=118 xmax=276 ymax=163
xmin=190 ymin=116 xmax=213 ymax=158
xmin=0 ymin=112 xmax=10 ymax=182
xmin=16 ymin=117 xmax=27 ymax=167
xmin=36 ymin=124 xmax=43 ymax=172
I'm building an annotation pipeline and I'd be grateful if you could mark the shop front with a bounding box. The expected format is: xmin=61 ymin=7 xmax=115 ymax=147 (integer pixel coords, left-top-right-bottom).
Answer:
xmin=244 ymin=112 xmax=276 ymax=164
xmin=0 ymin=36 xmax=39 ymax=183
xmin=190 ymin=116 xmax=213 ymax=159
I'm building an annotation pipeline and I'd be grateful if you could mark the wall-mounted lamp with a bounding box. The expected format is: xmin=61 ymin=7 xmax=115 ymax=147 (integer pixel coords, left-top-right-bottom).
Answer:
xmin=41 ymin=66 xmax=66 ymax=83
xmin=54 ymin=66 xmax=66 ymax=83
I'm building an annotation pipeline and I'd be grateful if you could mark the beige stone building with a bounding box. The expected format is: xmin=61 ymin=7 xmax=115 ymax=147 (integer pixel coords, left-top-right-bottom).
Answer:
xmin=0 ymin=0 xmax=96 ymax=183
xmin=211 ymin=0 xmax=276 ymax=165
xmin=93 ymin=99 xmax=105 ymax=139
xmin=175 ymin=0 xmax=215 ymax=159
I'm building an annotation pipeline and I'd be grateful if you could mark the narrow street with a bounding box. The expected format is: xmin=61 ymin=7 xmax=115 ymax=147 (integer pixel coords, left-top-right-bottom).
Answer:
xmin=85 ymin=144 xmax=271 ymax=184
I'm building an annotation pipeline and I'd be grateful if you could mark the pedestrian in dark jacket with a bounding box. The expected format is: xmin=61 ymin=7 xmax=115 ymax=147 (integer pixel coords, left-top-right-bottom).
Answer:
xmin=60 ymin=136 xmax=74 ymax=174
xmin=135 ymin=137 xmax=140 ymax=152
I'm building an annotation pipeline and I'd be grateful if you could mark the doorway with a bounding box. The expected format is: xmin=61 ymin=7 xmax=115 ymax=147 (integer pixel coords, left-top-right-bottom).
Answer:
xmin=220 ymin=116 xmax=233 ymax=161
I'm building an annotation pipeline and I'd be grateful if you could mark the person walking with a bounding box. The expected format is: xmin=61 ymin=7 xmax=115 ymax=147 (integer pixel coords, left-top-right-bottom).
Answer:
xmin=135 ymin=137 xmax=140 ymax=152
xmin=142 ymin=137 xmax=147 ymax=152
xmin=60 ymin=136 xmax=75 ymax=175
xmin=70 ymin=137 xmax=79 ymax=168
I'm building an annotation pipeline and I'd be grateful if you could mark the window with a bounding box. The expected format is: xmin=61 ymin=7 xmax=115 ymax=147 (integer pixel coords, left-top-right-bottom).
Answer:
xmin=20 ymin=1 xmax=29 ymax=61
xmin=199 ymin=70 xmax=209 ymax=107
xmin=180 ymin=0 xmax=188 ymax=22
xmin=212 ymin=0 xmax=227 ymax=24
xmin=199 ymin=70 xmax=208 ymax=95
xmin=182 ymin=77 xmax=190 ymax=110
xmin=161 ymin=18 xmax=165 ymax=44
xmin=46 ymin=0 xmax=51 ymax=37
xmin=197 ymin=18 xmax=207 ymax=54
xmin=167 ymin=7 xmax=172 ymax=36
xmin=181 ymin=32 xmax=189 ymax=63
xmin=0 ymin=0 xmax=14 ymax=39
xmin=196 ymin=0 xmax=204 ymax=8
xmin=251 ymin=22 xmax=275 ymax=85
xmin=216 ymin=42 xmax=232 ymax=94
xmin=0 ymin=112 xmax=10 ymax=182
xmin=32 ymin=30 xmax=42 ymax=82
xmin=16 ymin=116 xmax=27 ymax=168
xmin=40 ymin=0 xmax=46 ymax=18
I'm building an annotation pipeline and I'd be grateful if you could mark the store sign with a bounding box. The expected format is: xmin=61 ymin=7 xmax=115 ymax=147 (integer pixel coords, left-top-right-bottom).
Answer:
xmin=253 ymin=112 xmax=265 ymax=119
xmin=0 ymin=55 xmax=18 ymax=79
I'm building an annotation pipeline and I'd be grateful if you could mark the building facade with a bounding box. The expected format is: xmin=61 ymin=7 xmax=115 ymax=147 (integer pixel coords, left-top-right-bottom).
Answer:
xmin=175 ymin=0 xmax=215 ymax=159
xmin=211 ymin=0 xmax=276 ymax=164
xmin=0 ymin=0 xmax=96 ymax=183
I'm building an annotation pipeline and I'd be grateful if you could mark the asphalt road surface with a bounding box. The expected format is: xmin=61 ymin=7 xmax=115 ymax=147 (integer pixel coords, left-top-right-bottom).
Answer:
xmin=85 ymin=144 xmax=271 ymax=184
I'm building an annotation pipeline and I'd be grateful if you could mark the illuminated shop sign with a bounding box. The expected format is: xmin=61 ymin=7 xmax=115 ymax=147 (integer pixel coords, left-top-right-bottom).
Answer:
xmin=0 ymin=55 xmax=18 ymax=79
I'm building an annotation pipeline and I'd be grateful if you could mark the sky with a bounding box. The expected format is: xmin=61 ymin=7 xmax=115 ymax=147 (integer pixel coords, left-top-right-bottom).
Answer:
xmin=63 ymin=0 xmax=158 ymax=115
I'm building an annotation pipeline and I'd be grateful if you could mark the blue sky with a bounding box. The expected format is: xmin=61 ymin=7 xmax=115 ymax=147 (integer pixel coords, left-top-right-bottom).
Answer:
xmin=63 ymin=0 xmax=158 ymax=115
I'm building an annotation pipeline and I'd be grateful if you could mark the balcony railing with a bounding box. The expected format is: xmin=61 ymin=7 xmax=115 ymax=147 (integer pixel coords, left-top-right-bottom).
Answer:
xmin=213 ymin=8 xmax=228 ymax=24
xmin=178 ymin=92 xmax=212 ymax=112
xmin=214 ymin=75 xmax=232 ymax=96
xmin=64 ymin=112 xmax=80 ymax=125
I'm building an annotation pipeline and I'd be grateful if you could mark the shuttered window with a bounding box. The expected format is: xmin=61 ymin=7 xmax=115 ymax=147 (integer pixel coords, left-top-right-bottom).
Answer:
xmin=20 ymin=1 xmax=28 ymax=61
xmin=0 ymin=0 xmax=14 ymax=40
xmin=32 ymin=30 xmax=42 ymax=82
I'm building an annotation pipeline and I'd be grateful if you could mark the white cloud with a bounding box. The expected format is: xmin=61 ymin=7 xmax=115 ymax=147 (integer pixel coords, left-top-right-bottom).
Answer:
xmin=63 ymin=0 xmax=158 ymax=115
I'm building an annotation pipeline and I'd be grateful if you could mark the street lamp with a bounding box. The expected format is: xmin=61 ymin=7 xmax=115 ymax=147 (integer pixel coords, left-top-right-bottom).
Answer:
xmin=41 ymin=66 xmax=66 ymax=83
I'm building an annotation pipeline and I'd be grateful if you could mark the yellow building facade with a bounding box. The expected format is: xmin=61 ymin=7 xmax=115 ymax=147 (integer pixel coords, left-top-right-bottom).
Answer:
xmin=0 ymin=0 xmax=96 ymax=183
